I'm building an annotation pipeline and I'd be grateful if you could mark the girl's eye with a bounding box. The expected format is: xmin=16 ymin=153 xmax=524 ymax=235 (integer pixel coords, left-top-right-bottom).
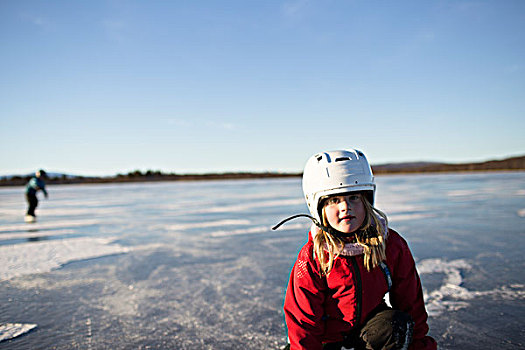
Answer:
xmin=325 ymin=194 xmax=360 ymax=206
xmin=326 ymin=198 xmax=341 ymax=205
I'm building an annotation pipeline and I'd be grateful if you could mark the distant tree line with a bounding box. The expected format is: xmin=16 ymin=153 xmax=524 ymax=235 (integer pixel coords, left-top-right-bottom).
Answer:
xmin=1 ymin=155 xmax=523 ymax=187
xmin=0 ymin=170 xmax=300 ymax=187
xmin=371 ymin=155 xmax=525 ymax=174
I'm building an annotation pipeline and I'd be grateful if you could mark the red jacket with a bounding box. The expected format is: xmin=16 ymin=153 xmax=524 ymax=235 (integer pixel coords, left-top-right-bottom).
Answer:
xmin=284 ymin=229 xmax=437 ymax=350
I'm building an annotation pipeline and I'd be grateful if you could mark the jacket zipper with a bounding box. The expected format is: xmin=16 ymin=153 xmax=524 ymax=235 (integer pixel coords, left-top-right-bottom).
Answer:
xmin=350 ymin=256 xmax=362 ymax=325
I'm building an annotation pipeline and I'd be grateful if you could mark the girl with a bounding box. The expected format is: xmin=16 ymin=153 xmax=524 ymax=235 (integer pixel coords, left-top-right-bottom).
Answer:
xmin=280 ymin=149 xmax=436 ymax=350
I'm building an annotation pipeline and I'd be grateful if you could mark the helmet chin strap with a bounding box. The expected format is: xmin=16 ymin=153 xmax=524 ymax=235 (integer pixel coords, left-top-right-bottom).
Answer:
xmin=272 ymin=214 xmax=353 ymax=238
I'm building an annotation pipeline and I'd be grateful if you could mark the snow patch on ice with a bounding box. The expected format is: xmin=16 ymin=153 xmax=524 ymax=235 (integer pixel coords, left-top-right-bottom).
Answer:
xmin=388 ymin=213 xmax=435 ymax=222
xmin=0 ymin=208 xmax=26 ymax=216
xmin=0 ymin=229 xmax=74 ymax=241
xmin=0 ymin=219 xmax=101 ymax=233
xmin=0 ymin=323 xmax=37 ymax=342
xmin=417 ymin=258 xmax=525 ymax=316
xmin=211 ymin=226 xmax=271 ymax=237
xmin=193 ymin=198 xmax=305 ymax=214
xmin=0 ymin=237 xmax=129 ymax=281
xmin=447 ymin=190 xmax=478 ymax=197
xmin=210 ymin=222 xmax=309 ymax=237
xmin=376 ymin=203 xmax=426 ymax=214
xmin=446 ymin=189 xmax=494 ymax=200
xmin=38 ymin=207 xmax=125 ymax=216
xmin=163 ymin=219 xmax=251 ymax=231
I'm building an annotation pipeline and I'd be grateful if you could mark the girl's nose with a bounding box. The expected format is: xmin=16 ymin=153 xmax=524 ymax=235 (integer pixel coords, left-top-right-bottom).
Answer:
xmin=339 ymin=198 xmax=350 ymax=211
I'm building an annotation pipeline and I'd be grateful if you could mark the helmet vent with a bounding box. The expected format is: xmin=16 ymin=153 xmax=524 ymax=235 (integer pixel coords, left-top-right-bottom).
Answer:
xmin=335 ymin=157 xmax=350 ymax=162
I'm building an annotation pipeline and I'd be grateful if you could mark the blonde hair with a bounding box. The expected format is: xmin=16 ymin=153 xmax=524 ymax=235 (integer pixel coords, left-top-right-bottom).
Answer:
xmin=313 ymin=194 xmax=388 ymax=275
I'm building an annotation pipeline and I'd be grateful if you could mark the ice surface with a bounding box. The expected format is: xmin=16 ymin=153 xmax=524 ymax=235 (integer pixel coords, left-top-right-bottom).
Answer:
xmin=0 ymin=219 xmax=101 ymax=233
xmin=0 ymin=323 xmax=37 ymax=342
xmin=418 ymin=258 xmax=525 ymax=316
xmin=210 ymin=222 xmax=309 ymax=237
xmin=0 ymin=174 xmax=524 ymax=349
xmin=192 ymin=198 xmax=304 ymax=214
xmin=165 ymin=219 xmax=251 ymax=230
xmin=0 ymin=229 xmax=74 ymax=241
xmin=388 ymin=213 xmax=435 ymax=222
xmin=0 ymin=237 xmax=129 ymax=281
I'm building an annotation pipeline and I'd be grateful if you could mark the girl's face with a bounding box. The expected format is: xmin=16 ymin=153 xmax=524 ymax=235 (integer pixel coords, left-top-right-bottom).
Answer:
xmin=323 ymin=193 xmax=366 ymax=233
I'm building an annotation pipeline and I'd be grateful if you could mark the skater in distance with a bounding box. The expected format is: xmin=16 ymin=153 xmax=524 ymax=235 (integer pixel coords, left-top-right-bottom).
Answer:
xmin=24 ymin=169 xmax=49 ymax=222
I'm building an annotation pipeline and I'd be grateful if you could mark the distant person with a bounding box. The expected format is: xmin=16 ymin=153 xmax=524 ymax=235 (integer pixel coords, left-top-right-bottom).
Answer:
xmin=275 ymin=149 xmax=436 ymax=349
xmin=25 ymin=169 xmax=49 ymax=222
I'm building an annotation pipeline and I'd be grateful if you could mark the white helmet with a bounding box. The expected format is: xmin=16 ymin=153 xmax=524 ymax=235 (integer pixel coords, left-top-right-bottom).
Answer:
xmin=302 ymin=149 xmax=375 ymax=223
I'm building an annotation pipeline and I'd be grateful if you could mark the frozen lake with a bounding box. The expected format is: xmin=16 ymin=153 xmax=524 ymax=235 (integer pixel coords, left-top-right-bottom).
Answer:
xmin=0 ymin=172 xmax=524 ymax=349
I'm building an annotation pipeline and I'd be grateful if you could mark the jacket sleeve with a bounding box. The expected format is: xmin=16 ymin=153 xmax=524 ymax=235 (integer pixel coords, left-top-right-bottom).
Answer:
xmin=39 ymin=180 xmax=48 ymax=196
xmin=283 ymin=242 xmax=327 ymax=350
xmin=33 ymin=178 xmax=47 ymax=195
xmin=388 ymin=232 xmax=437 ymax=350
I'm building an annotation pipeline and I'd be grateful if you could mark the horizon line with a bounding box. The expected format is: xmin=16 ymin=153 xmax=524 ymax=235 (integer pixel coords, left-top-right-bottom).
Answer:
xmin=2 ymin=153 xmax=524 ymax=178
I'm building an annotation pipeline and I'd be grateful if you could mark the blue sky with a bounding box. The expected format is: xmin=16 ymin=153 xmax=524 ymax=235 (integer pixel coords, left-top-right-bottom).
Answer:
xmin=1 ymin=0 xmax=524 ymax=176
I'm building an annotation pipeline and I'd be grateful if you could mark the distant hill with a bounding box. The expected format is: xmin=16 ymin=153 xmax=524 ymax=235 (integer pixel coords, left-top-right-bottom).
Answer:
xmin=371 ymin=162 xmax=442 ymax=172
xmin=1 ymin=155 xmax=523 ymax=187
xmin=371 ymin=155 xmax=525 ymax=174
